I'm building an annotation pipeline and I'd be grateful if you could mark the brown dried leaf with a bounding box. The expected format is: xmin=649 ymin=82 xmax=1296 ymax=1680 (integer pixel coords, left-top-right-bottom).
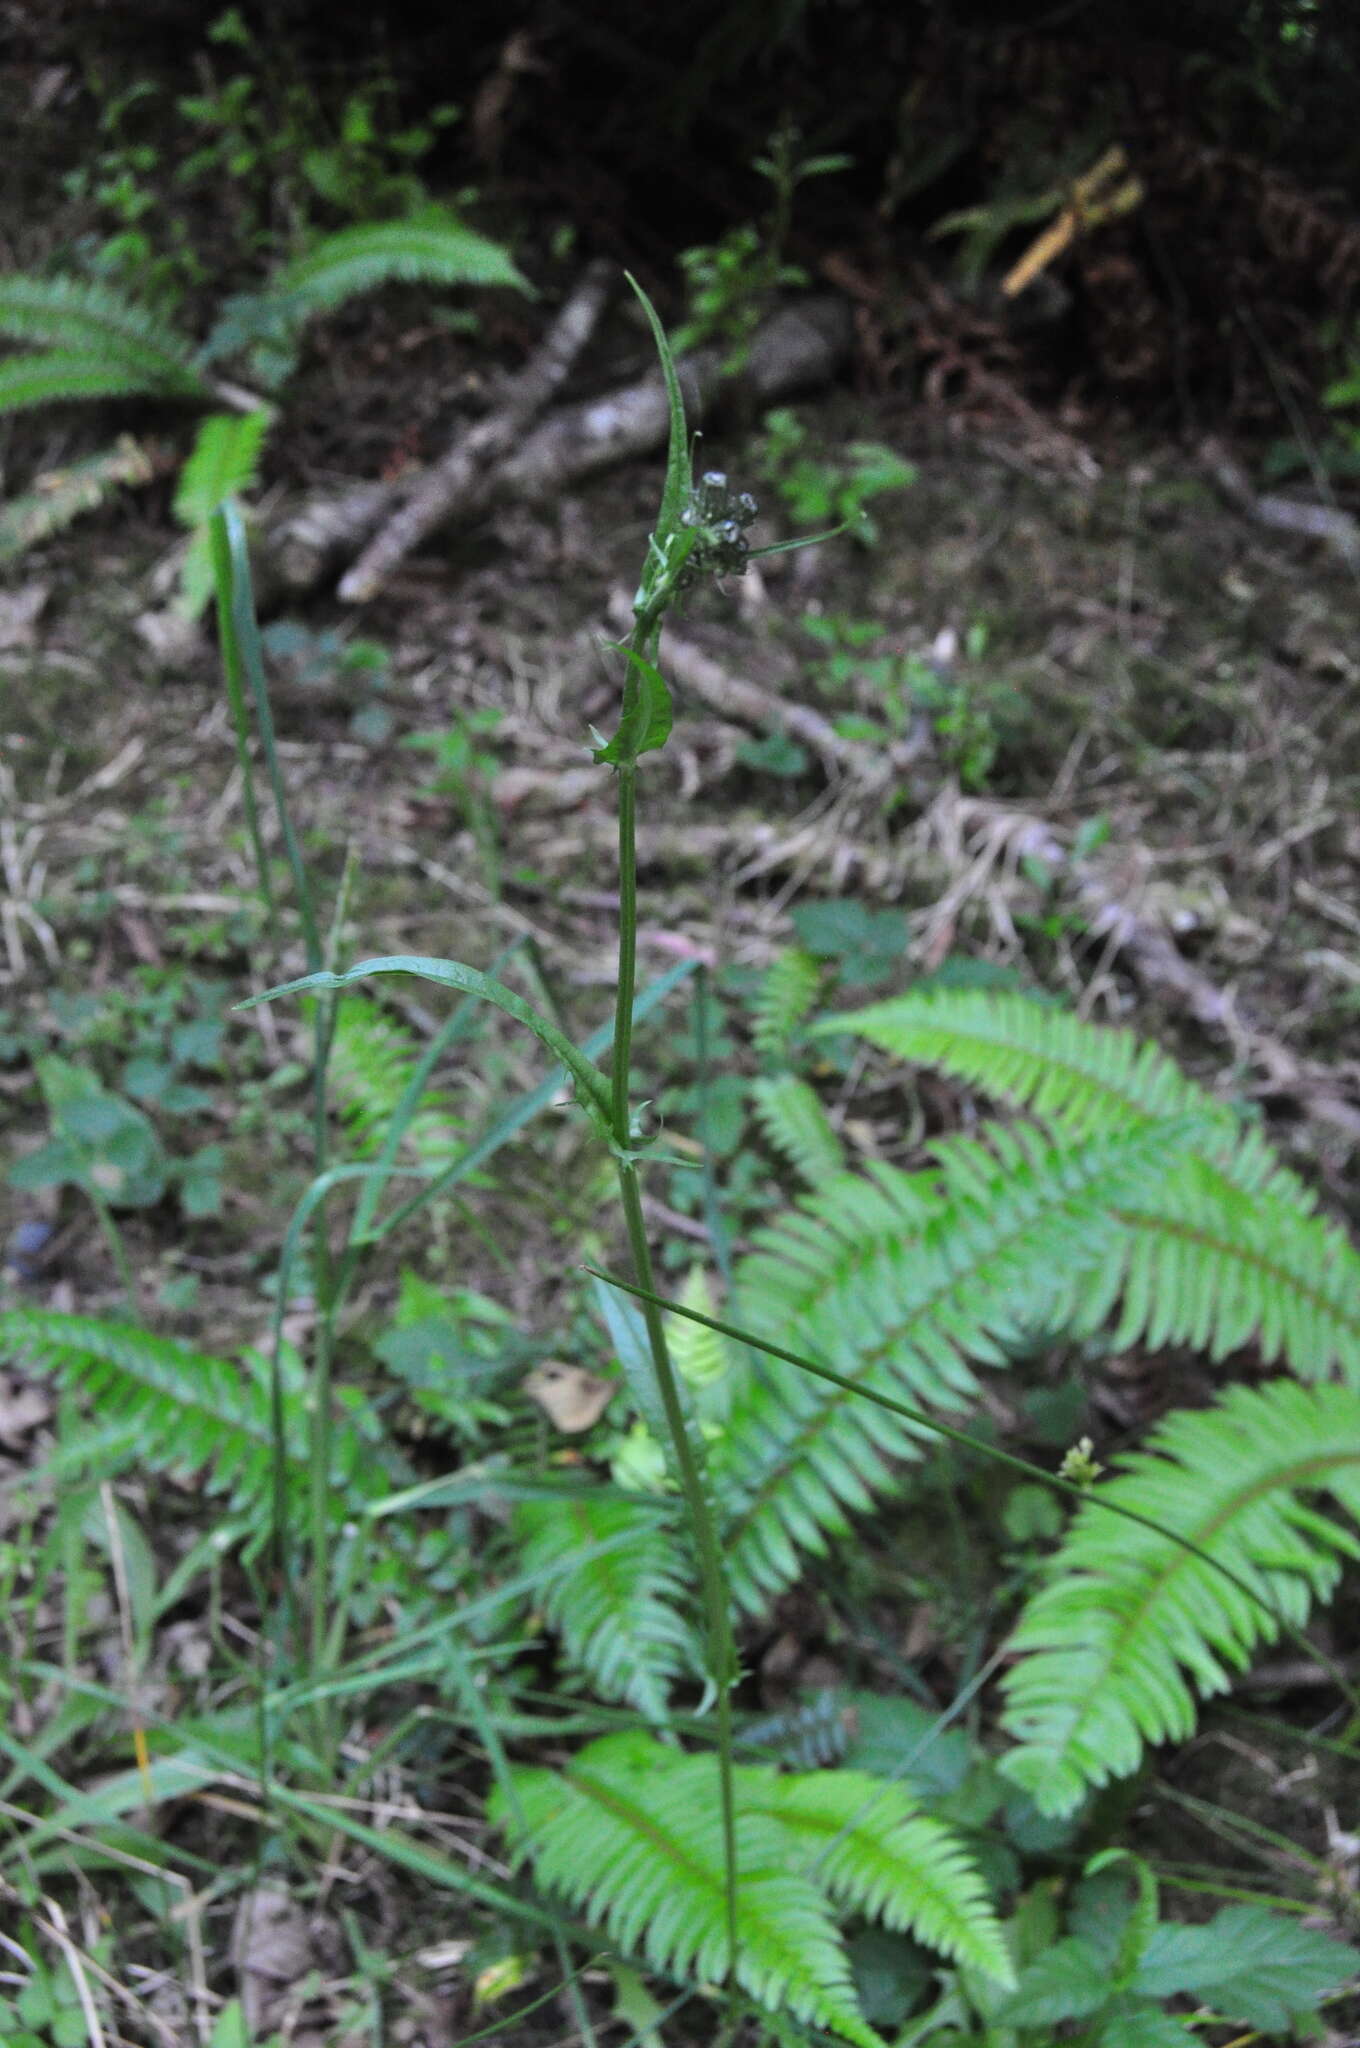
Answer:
xmin=230 ymin=1885 xmax=316 ymax=2038
xmin=522 ymin=1360 xmax=614 ymax=1433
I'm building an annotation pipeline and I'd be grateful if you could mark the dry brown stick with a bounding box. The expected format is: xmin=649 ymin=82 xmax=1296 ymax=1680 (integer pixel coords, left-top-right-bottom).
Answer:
xmin=269 ymin=297 xmax=853 ymax=597
xmin=338 ymin=258 xmax=616 ymax=604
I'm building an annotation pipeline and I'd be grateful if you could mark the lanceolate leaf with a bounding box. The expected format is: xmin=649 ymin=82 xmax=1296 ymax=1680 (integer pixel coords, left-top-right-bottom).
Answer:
xmin=628 ymin=274 xmax=693 ymax=564
xmin=238 ymin=956 xmax=612 ymax=1140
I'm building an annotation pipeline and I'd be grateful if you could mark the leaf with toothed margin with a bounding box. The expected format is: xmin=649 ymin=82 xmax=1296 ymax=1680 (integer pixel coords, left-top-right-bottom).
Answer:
xmin=591 ymin=642 xmax=674 ymax=765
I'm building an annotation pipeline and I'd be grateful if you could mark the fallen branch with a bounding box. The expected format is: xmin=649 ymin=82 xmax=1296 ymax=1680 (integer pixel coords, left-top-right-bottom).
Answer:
xmin=268 ymin=295 xmax=853 ymax=597
xmin=338 ymin=257 xmax=615 ymax=603
xmin=1198 ymin=436 xmax=1360 ymax=570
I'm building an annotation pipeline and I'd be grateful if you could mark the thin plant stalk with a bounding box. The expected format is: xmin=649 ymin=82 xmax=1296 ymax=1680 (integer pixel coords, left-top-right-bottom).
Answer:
xmin=585 ymin=281 xmax=763 ymax=1987
xmin=611 ymin=1154 xmax=740 ymax=1972
xmin=608 ymin=723 xmax=740 ymax=1983
xmin=209 ymin=506 xmax=343 ymax=1752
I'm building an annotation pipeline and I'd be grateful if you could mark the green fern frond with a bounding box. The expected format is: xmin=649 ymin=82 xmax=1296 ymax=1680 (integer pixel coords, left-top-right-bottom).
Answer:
xmin=174 ymin=409 xmax=275 ymax=616
xmin=0 ymin=352 xmax=189 ymax=413
xmin=327 ymin=995 xmax=463 ymax=1164
xmin=493 ymin=1731 xmax=1012 ymax=2047
xmin=174 ymin=409 xmax=272 ymax=528
xmin=752 ymin=1073 xmax=846 ymax=1185
xmin=820 ymin=989 xmax=1306 ymax=1204
xmin=821 ymin=991 xmax=1360 ymax=1382
xmin=756 ymin=1770 xmax=1013 ymax=1982
xmin=999 ymin=1377 xmax=1360 ymax=1815
xmin=0 ymin=1307 xmax=388 ymax=1518
xmin=257 ymin=208 xmax=528 ymax=321
xmin=0 ymin=1308 xmax=300 ymax=1511
xmin=752 ymin=947 xmax=823 ymax=1065
xmin=514 ymin=1491 xmax=700 ymax=1717
xmin=717 ymin=1119 xmax=1201 ymax=1611
xmin=739 ymin=1692 xmax=849 ymax=1768
xmin=0 ymin=275 xmax=205 ymax=401
xmin=1066 ymin=1158 xmax=1360 ymax=1377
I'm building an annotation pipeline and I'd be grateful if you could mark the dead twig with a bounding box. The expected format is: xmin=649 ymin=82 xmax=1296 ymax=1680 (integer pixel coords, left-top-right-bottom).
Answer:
xmin=338 ymin=258 xmax=616 ymax=603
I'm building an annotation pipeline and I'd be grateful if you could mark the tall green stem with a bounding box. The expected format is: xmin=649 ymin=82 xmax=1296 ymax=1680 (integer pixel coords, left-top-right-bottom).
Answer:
xmin=607 ymin=708 xmax=740 ymax=1982
xmin=611 ymin=766 xmax=640 ymax=1136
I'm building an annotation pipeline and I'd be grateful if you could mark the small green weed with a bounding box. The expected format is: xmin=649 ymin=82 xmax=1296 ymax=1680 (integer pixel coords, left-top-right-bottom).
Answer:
xmin=799 ymin=610 xmax=1000 ymax=788
xmin=675 ymin=120 xmax=850 ymax=368
xmin=405 ymin=709 xmax=505 ymax=891
xmin=756 ymin=406 xmax=916 ymax=543
xmin=7 ymin=970 xmax=232 ymax=1239
xmin=70 ymin=7 xmax=461 ymax=276
xmin=261 ymin=618 xmax=394 ymax=738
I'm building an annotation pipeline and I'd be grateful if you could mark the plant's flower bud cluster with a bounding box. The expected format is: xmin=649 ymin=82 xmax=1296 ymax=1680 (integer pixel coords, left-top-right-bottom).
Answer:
xmin=678 ymin=470 xmax=759 ymax=587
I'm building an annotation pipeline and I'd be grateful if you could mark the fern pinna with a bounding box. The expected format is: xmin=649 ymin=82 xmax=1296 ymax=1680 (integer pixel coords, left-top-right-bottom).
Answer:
xmin=492 ymin=1730 xmax=1013 ymax=2048
xmin=823 ymin=988 xmax=1360 ymax=1373
xmin=513 ymin=1492 xmax=701 ymax=1720
xmin=0 ymin=212 xmax=525 ymax=417
xmin=0 ymin=213 xmax=527 ymax=572
xmin=0 ymin=273 xmax=208 ymax=411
